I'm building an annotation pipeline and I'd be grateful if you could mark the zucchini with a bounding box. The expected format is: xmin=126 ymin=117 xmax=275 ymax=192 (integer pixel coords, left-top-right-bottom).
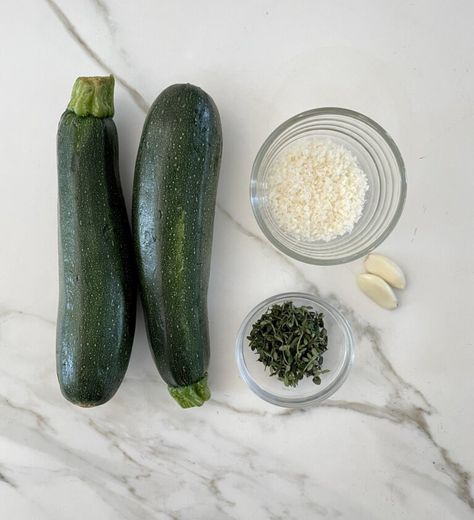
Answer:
xmin=56 ymin=76 xmax=136 ymax=407
xmin=133 ymin=84 xmax=222 ymax=408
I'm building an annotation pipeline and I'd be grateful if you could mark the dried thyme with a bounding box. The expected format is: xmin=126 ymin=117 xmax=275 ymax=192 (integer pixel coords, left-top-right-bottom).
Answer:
xmin=247 ymin=301 xmax=329 ymax=387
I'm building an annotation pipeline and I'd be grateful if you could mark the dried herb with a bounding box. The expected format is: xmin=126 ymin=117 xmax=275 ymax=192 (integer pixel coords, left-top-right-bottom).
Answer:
xmin=247 ymin=301 xmax=329 ymax=387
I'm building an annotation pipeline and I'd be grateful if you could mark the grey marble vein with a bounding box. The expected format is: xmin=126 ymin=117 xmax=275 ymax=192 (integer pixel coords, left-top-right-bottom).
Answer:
xmin=0 ymin=396 xmax=54 ymax=434
xmin=0 ymin=379 xmax=145 ymax=509
xmin=425 ymin=429 xmax=473 ymax=510
xmin=85 ymin=416 xmax=240 ymax=517
xmin=0 ymin=413 xmax=158 ymax=518
xmin=210 ymin=398 xmax=270 ymax=417
xmin=208 ymin=476 xmax=237 ymax=511
xmin=44 ymin=0 xmax=148 ymax=113
xmin=80 ymin=420 xmax=179 ymax=516
xmin=0 ymin=308 xmax=55 ymax=327
xmin=90 ymin=0 xmax=110 ymax=19
xmin=216 ymin=203 xmax=311 ymax=286
xmin=337 ymin=313 xmax=432 ymax=411
xmin=89 ymin=0 xmax=130 ymax=64
xmin=87 ymin=418 xmax=147 ymax=471
xmin=0 ymin=470 xmax=16 ymax=488
xmin=320 ymin=399 xmax=474 ymax=510
xmin=89 ymin=0 xmax=116 ymax=40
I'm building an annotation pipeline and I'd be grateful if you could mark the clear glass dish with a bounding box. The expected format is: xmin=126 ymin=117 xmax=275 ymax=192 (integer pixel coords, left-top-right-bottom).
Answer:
xmin=250 ymin=107 xmax=407 ymax=265
xmin=235 ymin=292 xmax=354 ymax=407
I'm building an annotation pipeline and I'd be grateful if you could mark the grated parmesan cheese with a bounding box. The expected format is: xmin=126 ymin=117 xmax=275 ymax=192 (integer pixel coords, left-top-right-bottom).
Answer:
xmin=267 ymin=138 xmax=369 ymax=242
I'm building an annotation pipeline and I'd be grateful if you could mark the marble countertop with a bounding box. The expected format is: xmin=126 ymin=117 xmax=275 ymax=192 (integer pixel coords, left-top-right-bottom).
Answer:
xmin=1 ymin=1 xmax=474 ymax=518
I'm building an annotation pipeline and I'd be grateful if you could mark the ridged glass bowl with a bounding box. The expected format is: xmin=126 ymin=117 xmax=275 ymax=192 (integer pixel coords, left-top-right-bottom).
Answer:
xmin=250 ymin=108 xmax=407 ymax=265
xmin=235 ymin=293 xmax=354 ymax=407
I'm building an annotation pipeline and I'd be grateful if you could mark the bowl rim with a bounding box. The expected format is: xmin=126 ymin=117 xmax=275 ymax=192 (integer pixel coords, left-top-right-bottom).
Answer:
xmin=235 ymin=292 xmax=355 ymax=408
xmin=250 ymin=107 xmax=407 ymax=265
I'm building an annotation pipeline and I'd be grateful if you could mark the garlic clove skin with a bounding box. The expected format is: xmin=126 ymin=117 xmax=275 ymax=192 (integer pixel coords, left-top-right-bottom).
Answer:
xmin=364 ymin=254 xmax=406 ymax=289
xmin=357 ymin=273 xmax=398 ymax=310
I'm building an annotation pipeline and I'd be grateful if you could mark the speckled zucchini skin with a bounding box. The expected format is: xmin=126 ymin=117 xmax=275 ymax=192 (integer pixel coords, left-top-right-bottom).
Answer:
xmin=133 ymin=84 xmax=222 ymax=402
xmin=57 ymin=111 xmax=136 ymax=407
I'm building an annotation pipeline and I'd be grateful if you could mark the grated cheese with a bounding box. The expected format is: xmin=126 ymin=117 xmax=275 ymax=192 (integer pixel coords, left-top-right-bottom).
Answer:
xmin=267 ymin=138 xmax=369 ymax=242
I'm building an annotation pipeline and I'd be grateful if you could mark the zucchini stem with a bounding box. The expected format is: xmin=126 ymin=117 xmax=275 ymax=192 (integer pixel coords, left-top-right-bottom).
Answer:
xmin=67 ymin=75 xmax=115 ymax=118
xmin=168 ymin=376 xmax=211 ymax=408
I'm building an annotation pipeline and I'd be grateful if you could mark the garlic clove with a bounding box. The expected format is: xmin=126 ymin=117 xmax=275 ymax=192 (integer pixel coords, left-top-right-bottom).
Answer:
xmin=357 ymin=273 xmax=398 ymax=310
xmin=364 ymin=254 xmax=406 ymax=289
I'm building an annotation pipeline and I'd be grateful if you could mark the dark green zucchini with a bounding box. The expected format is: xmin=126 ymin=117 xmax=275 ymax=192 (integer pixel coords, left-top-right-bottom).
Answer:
xmin=56 ymin=76 xmax=136 ymax=407
xmin=133 ymin=84 xmax=222 ymax=408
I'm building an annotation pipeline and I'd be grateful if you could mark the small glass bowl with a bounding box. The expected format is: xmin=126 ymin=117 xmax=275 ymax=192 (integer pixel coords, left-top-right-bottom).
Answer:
xmin=235 ymin=292 xmax=354 ymax=407
xmin=250 ymin=107 xmax=407 ymax=265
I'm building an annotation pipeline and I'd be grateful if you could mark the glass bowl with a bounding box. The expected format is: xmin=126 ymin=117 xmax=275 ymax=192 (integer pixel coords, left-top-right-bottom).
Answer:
xmin=250 ymin=107 xmax=407 ymax=265
xmin=235 ymin=292 xmax=354 ymax=407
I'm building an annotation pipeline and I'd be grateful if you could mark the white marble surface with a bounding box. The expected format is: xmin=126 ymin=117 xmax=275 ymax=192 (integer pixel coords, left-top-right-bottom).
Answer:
xmin=1 ymin=1 xmax=474 ymax=518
